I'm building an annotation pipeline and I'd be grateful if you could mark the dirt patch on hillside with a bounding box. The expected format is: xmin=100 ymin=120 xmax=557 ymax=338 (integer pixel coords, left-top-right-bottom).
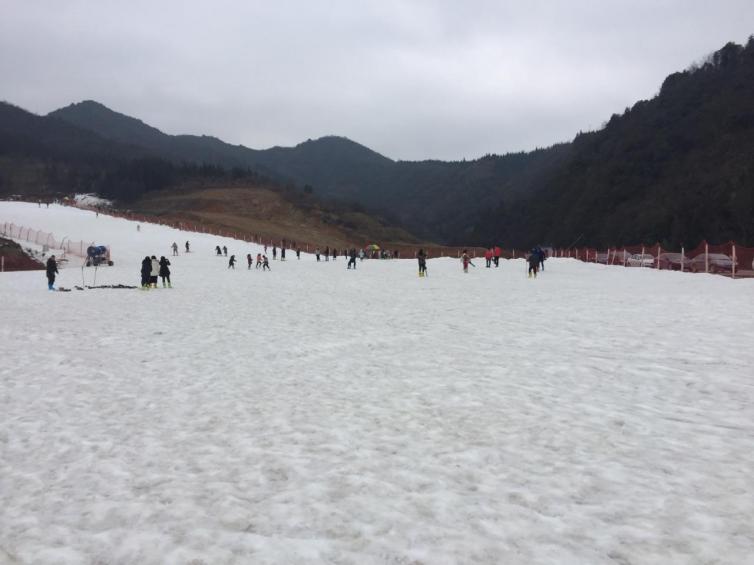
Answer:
xmin=130 ymin=186 xmax=426 ymax=249
xmin=0 ymin=237 xmax=44 ymax=271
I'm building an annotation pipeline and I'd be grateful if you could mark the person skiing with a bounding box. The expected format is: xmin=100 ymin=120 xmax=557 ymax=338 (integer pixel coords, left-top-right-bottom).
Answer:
xmin=46 ymin=255 xmax=58 ymax=290
xmin=247 ymin=253 xmax=253 ymax=269
xmin=281 ymin=247 xmax=286 ymax=261
xmin=215 ymin=245 xmax=222 ymax=256
xmin=528 ymin=248 xmax=540 ymax=278
xmin=137 ymin=224 xmax=141 ymax=232
xmin=272 ymin=246 xmax=277 ymax=260
xmin=347 ymin=248 xmax=357 ymax=269
xmin=256 ymin=253 xmax=262 ymax=269
xmin=228 ymin=255 xmax=236 ymax=269
xmin=324 ymin=246 xmax=330 ymax=261
xmin=171 ymin=242 xmax=178 ymax=256
xmin=185 ymin=241 xmax=190 ymax=253
xmin=141 ymin=256 xmax=152 ymax=289
xmin=159 ymin=256 xmax=171 ymax=288
xmin=484 ymin=248 xmax=493 ymax=268
xmin=315 ymin=248 xmax=321 ymax=262
xmin=296 ymin=248 xmax=301 ymax=260
xmin=262 ymin=255 xmax=270 ymax=271
xmin=461 ymin=250 xmax=473 ymax=273
xmin=222 ymin=246 xmax=228 ymax=257
xmin=417 ymin=249 xmax=427 ymax=277
xmin=150 ymin=256 xmax=160 ymax=288
xmin=494 ymin=245 xmax=502 ymax=267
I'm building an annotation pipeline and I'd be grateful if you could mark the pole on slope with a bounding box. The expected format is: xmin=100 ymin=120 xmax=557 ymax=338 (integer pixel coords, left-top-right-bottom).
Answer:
xmin=704 ymin=242 xmax=709 ymax=274
xmin=732 ymin=243 xmax=737 ymax=279
xmin=681 ymin=247 xmax=685 ymax=273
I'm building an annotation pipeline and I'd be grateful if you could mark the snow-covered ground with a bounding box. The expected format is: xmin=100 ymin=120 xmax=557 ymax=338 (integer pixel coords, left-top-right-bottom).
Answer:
xmin=1 ymin=201 xmax=753 ymax=565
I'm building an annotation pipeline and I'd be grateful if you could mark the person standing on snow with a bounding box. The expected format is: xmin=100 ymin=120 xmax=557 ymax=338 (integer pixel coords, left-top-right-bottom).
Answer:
xmin=461 ymin=250 xmax=473 ymax=273
xmin=281 ymin=247 xmax=286 ymax=261
xmin=272 ymin=246 xmax=277 ymax=260
xmin=185 ymin=241 xmax=190 ymax=253
xmin=296 ymin=248 xmax=301 ymax=260
xmin=315 ymin=248 xmax=321 ymax=262
xmin=247 ymin=253 xmax=253 ymax=269
xmin=222 ymin=246 xmax=228 ymax=257
xmin=528 ymin=249 xmax=540 ymax=278
xmin=324 ymin=246 xmax=330 ymax=261
xmin=484 ymin=248 xmax=493 ymax=268
xmin=228 ymin=255 xmax=236 ymax=269
xmin=262 ymin=255 xmax=270 ymax=271
xmin=332 ymin=248 xmax=337 ymax=261
xmin=171 ymin=242 xmax=179 ymax=256
xmin=215 ymin=245 xmax=222 ymax=256
xmin=417 ymin=249 xmax=427 ymax=277
xmin=141 ymin=256 xmax=151 ymax=289
xmin=150 ymin=256 xmax=160 ymax=288
xmin=536 ymin=246 xmax=546 ymax=272
xmin=256 ymin=253 xmax=262 ymax=269
xmin=494 ymin=245 xmax=502 ymax=267
xmin=159 ymin=256 xmax=172 ymax=288
xmin=46 ymin=255 xmax=58 ymax=290
xmin=347 ymin=248 xmax=357 ymax=269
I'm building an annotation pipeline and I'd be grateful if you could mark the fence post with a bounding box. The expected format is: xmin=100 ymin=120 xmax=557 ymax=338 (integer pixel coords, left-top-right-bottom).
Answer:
xmin=704 ymin=242 xmax=709 ymax=273
xmin=732 ymin=243 xmax=737 ymax=279
xmin=681 ymin=246 xmax=685 ymax=272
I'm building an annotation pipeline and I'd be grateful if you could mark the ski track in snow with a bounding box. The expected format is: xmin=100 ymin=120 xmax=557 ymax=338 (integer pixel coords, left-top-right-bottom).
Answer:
xmin=1 ymin=202 xmax=753 ymax=565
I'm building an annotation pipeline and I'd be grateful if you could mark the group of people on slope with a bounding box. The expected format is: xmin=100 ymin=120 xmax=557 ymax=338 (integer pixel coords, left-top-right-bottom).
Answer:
xmin=245 ymin=253 xmax=270 ymax=271
xmin=527 ymin=246 xmax=547 ymax=278
xmin=141 ymin=255 xmax=171 ymax=289
xmin=483 ymin=246 xmax=503 ymax=268
xmin=172 ymin=241 xmax=190 ymax=256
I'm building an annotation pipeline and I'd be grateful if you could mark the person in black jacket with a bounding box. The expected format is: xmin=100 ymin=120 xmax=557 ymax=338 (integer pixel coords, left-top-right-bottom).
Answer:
xmin=159 ymin=256 xmax=171 ymax=287
xmin=228 ymin=255 xmax=236 ymax=269
xmin=417 ymin=249 xmax=427 ymax=277
xmin=46 ymin=255 xmax=58 ymax=290
xmin=528 ymin=249 xmax=540 ymax=278
xmin=347 ymin=248 xmax=357 ymax=269
xmin=141 ymin=256 xmax=152 ymax=289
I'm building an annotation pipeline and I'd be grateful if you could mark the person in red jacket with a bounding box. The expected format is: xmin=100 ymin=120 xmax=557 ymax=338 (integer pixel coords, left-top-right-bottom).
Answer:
xmin=461 ymin=250 xmax=474 ymax=273
xmin=494 ymin=246 xmax=502 ymax=267
xmin=484 ymin=248 xmax=493 ymax=268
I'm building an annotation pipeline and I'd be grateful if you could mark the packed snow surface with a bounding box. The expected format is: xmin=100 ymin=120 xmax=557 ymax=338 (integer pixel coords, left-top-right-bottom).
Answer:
xmin=1 ymin=202 xmax=753 ymax=565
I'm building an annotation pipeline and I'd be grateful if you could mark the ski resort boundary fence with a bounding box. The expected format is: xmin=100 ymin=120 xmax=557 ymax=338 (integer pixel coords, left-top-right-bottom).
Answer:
xmin=550 ymin=242 xmax=754 ymax=279
xmin=0 ymin=222 xmax=94 ymax=260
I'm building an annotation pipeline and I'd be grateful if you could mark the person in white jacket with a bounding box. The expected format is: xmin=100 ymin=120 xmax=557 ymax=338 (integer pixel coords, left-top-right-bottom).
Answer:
xmin=150 ymin=256 xmax=160 ymax=288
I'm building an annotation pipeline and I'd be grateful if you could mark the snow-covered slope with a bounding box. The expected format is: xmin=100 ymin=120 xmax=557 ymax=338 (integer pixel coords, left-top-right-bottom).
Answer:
xmin=1 ymin=202 xmax=753 ymax=564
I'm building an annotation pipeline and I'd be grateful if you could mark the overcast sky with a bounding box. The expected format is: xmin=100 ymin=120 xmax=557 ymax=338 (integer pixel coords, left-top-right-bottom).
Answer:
xmin=1 ymin=1 xmax=752 ymax=161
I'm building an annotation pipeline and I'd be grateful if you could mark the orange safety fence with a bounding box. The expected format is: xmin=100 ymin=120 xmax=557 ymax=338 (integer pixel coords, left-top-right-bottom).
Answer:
xmin=552 ymin=241 xmax=754 ymax=278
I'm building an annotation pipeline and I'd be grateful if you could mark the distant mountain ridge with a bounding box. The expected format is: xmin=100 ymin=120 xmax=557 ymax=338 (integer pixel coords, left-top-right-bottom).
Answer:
xmin=48 ymin=100 xmax=571 ymax=243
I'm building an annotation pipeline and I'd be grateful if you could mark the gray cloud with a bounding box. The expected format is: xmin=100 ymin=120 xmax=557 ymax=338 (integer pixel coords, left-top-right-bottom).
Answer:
xmin=1 ymin=0 xmax=752 ymax=160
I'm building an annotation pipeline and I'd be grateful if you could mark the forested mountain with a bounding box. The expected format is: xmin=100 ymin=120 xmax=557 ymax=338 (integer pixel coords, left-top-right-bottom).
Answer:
xmin=0 ymin=102 xmax=416 ymax=246
xmin=6 ymin=37 xmax=754 ymax=247
xmin=48 ymin=100 xmax=571 ymax=242
xmin=471 ymin=39 xmax=754 ymax=248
